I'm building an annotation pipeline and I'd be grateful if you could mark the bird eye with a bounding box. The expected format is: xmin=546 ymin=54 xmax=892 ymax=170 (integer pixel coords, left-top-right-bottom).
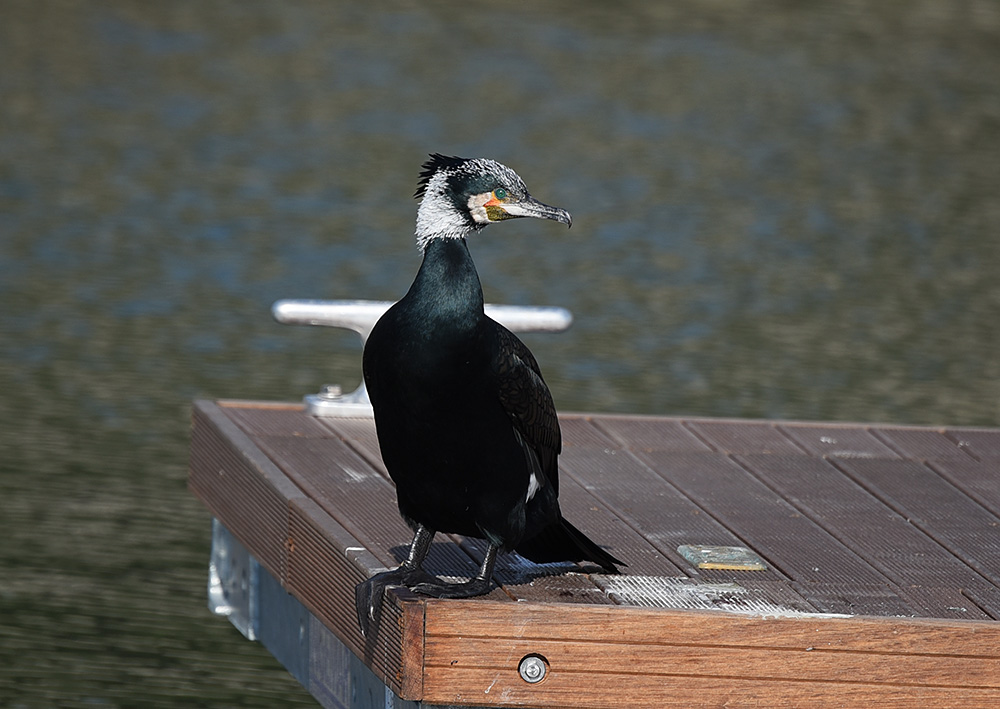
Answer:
xmin=493 ymin=188 xmax=508 ymax=200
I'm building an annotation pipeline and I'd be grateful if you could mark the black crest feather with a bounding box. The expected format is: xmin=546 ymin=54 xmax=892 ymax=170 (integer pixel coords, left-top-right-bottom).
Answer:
xmin=414 ymin=153 xmax=468 ymax=199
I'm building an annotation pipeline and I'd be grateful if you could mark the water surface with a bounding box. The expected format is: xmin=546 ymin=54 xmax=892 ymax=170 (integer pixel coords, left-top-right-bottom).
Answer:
xmin=2 ymin=2 xmax=998 ymax=705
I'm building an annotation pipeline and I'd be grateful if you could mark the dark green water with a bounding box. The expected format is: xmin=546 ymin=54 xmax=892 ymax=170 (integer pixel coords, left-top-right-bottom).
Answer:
xmin=2 ymin=1 xmax=998 ymax=705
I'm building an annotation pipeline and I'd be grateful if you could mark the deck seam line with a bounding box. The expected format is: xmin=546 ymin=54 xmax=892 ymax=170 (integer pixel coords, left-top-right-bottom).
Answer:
xmin=562 ymin=421 xmax=693 ymax=577
xmin=581 ymin=418 xmax=820 ymax=610
xmin=423 ymin=664 xmax=1000 ymax=690
xmin=618 ymin=449 xmax=802 ymax=584
xmin=961 ymin=587 xmax=999 ymax=621
xmin=678 ymin=419 xmax=722 ymax=452
xmin=825 ymin=456 xmax=1000 ymax=591
xmin=727 ymin=453 xmax=924 ymax=614
xmin=555 ymin=461 xmax=692 ymax=580
xmin=424 ymin=634 xmax=1000 ymax=659
xmin=926 ymin=459 xmax=1000 ymax=518
xmin=942 ymin=430 xmax=984 ymax=462
xmin=771 ymin=423 xmax=814 ymax=455
xmin=867 ymin=427 xmax=914 ymax=460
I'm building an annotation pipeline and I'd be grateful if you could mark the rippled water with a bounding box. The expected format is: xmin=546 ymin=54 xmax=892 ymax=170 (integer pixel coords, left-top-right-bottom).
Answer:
xmin=2 ymin=2 xmax=998 ymax=705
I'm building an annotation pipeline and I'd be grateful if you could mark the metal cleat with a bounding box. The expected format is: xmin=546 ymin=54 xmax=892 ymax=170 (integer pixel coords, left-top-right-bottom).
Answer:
xmin=272 ymin=299 xmax=573 ymax=417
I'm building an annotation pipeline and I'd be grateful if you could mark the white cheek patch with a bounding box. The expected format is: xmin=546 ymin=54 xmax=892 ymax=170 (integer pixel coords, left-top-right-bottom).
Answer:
xmin=415 ymin=172 xmax=474 ymax=245
xmin=467 ymin=192 xmax=493 ymax=224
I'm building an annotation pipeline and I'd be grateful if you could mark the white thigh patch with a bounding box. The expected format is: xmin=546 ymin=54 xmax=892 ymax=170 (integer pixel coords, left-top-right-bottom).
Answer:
xmin=526 ymin=472 xmax=541 ymax=502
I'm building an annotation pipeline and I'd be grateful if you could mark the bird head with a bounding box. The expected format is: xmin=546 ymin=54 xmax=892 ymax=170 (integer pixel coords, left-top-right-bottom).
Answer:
xmin=413 ymin=154 xmax=572 ymax=250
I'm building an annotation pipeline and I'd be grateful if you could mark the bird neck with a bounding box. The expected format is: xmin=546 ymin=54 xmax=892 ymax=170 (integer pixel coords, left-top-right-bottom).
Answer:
xmin=414 ymin=190 xmax=483 ymax=251
xmin=406 ymin=238 xmax=484 ymax=323
xmin=414 ymin=225 xmax=480 ymax=252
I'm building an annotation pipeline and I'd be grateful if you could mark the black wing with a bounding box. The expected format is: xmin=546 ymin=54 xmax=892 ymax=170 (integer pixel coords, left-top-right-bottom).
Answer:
xmin=490 ymin=321 xmax=561 ymax=495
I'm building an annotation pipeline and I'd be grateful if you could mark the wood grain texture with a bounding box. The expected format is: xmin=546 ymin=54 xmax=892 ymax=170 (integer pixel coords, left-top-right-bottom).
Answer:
xmin=421 ymin=667 xmax=1000 ymax=708
xmin=190 ymin=401 xmax=1000 ymax=707
xmin=422 ymin=600 xmax=1000 ymax=707
xmin=190 ymin=401 xmax=423 ymax=700
xmin=287 ymin=496 xmax=423 ymax=699
xmin=423 ymin=599 xmax=1000 ymax=655
xmin=189 ymin=400 xmax=305 ymax=581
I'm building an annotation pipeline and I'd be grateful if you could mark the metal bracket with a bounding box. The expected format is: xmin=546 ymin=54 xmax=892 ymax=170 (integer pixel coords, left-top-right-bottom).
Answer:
xmin=272 ymin=299 xmax=573 ymax=418
xmin=208 ymin=518 xmax=258 ymax=640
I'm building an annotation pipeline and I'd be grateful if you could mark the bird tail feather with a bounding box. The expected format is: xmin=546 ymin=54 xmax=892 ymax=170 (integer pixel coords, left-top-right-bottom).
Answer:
xmin=515 ymin=518 xmax=624 ymax=573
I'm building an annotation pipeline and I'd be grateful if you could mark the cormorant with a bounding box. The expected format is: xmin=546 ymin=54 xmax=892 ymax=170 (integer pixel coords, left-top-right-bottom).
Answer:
xmin=356 ymin=154 xmax=622 ymax=634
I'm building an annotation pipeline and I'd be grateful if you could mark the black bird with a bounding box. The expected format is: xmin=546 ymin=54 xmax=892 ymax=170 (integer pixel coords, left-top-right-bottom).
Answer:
xmin=356 ymin=154 xmax=622 ymax=633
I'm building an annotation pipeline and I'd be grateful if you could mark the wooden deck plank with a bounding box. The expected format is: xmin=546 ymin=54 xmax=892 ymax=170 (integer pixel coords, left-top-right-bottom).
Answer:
xmin=684 ymin=419 xmax=810 ymax=455
xmin=963 ymin=585 xmax=1000 ymax=620
xmin=191 ymin=402 xmax=420 ymax=698
xmin=833 ymin=458 xmax=1000 ymax=588
xmin=779 ymin=423 xmax=901 ymax=459
xmin=786 ymin=582 xmax=915 ymax=617
xmin=422 ymin=601 xmax=1000 ymax=707
xmin=580 ymin=416 xmax=925 ymax=614
xmin=929 ymin=457 xmax=1000 ymax=517
xmin=736 ymin=454 xmax=991 ymax=589
xmin=554 ymin=470 xmax=684 ymax=578
xmin=944 ymin=427 xmax=1000 ymax=460
xmin=254 ymin=435 xmax=412 ymax=569
xmin=588 ymin=414 xmax=721 ymax=453
xmin=220 ymin=400 xmax=334 ymax=438
xmin=421 ymin=668 xmax=1000 ymax=709
xmin=636 ymin=450 xmax=890 ymax=587
xmin=423 ymin=599 xmax=1000 ymax=653
xmin=592 ymin=575 xmax=817 ymax=614
xmin=250 ymin=425 xmax=517 ymax=602
xmin=552 ymin=418 xmax=691 ymax=577
xmin=557 ymin=441 xmax=796 ymax=584
xmin=189 ymin=401 xmax=1000 ymax=707
xmin=426 ymin=637 xmax=1000 ymax=690
xmin=736 ymin=454 xmax=993 ymax=620
xmin=189 ymin=401 xmax=304 ymax=582
xmin=555 ymin=426 xmax=829 ymax=614
xmin=287 ymin=496 xmax=424 ymax=698
xmin=318 ymin=417 xmax=387 ymax=475
xmin=872 ymin=427 xmax=979 ymax=461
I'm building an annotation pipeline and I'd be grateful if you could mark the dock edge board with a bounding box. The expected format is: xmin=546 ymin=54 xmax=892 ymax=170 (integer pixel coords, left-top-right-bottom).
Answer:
xmin=190 ymin=400 xmax=1000 ymax=708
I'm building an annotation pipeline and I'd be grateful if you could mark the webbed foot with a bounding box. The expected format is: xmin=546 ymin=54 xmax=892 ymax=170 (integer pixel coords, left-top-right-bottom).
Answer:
xmin=355 ymin=566 xmax=439 ymax=636
xmin=411 ymin=542 xmax=498 ymax=599
xmin=411 ymin=575 xmax=494 ymax=599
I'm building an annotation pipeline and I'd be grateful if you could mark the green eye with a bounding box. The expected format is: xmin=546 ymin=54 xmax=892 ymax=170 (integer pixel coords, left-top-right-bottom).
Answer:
xmin=493 ymin=188 xmax=508 ymax=200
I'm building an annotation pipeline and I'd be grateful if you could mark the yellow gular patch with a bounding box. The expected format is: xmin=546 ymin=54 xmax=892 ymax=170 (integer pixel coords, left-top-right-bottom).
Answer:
xmin=485 ymin=204 xmax=513 ymax=221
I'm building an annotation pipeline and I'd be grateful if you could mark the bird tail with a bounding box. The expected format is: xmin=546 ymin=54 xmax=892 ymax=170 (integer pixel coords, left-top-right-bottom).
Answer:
xmin=515 ymin=518 xmax=624 ymax=573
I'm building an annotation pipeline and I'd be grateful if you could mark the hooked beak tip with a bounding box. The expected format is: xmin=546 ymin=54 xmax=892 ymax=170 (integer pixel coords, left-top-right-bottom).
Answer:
xmin=498 ymin=195 xmax=572 ymax=229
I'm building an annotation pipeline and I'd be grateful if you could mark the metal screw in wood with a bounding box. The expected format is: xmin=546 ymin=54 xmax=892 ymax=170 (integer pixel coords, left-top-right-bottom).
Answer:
xmin=518 ymin=655 xmax=547 ymax=683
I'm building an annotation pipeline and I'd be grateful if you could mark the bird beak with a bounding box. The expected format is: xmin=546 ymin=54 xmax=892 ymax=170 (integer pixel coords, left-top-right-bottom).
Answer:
xmin=499 ymin=196 xmax=573 ymax=228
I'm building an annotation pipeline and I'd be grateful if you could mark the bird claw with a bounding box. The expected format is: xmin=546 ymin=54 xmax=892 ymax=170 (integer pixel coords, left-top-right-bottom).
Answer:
xmin=355 ymin=536 xmax=498 ymax=635
xmin=354 ymin=576 xmax=381 ymax=637
xmin=354 ymin=567 xmax=441 ymax=636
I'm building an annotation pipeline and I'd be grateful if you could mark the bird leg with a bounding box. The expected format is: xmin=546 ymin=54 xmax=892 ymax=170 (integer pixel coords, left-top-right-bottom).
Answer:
xmin=355 ymin=524 xmax=439 ymax=636
xmin=411 ymin=542 xmax=498 ymax=599
xmin=355 ymin=530 xmax=501 ymax=635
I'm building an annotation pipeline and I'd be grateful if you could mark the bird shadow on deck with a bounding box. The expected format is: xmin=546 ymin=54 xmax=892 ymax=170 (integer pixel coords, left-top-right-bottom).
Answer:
xmin=360 ymin=539 xmax=595 ymax=661
xmin=387 ymin=538 xmax=596 ymax=590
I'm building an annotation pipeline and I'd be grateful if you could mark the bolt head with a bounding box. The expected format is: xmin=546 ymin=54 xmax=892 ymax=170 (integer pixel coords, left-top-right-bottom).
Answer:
xmin=319 ymin=384 xmax=343 ymax=399
xmin=518 ymin=655 xmax=547 ymax=684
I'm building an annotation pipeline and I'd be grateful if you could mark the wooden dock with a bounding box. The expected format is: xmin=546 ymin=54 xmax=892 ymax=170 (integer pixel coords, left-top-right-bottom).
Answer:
xmin=189 ymin=399 xmax=1000 ymax=707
